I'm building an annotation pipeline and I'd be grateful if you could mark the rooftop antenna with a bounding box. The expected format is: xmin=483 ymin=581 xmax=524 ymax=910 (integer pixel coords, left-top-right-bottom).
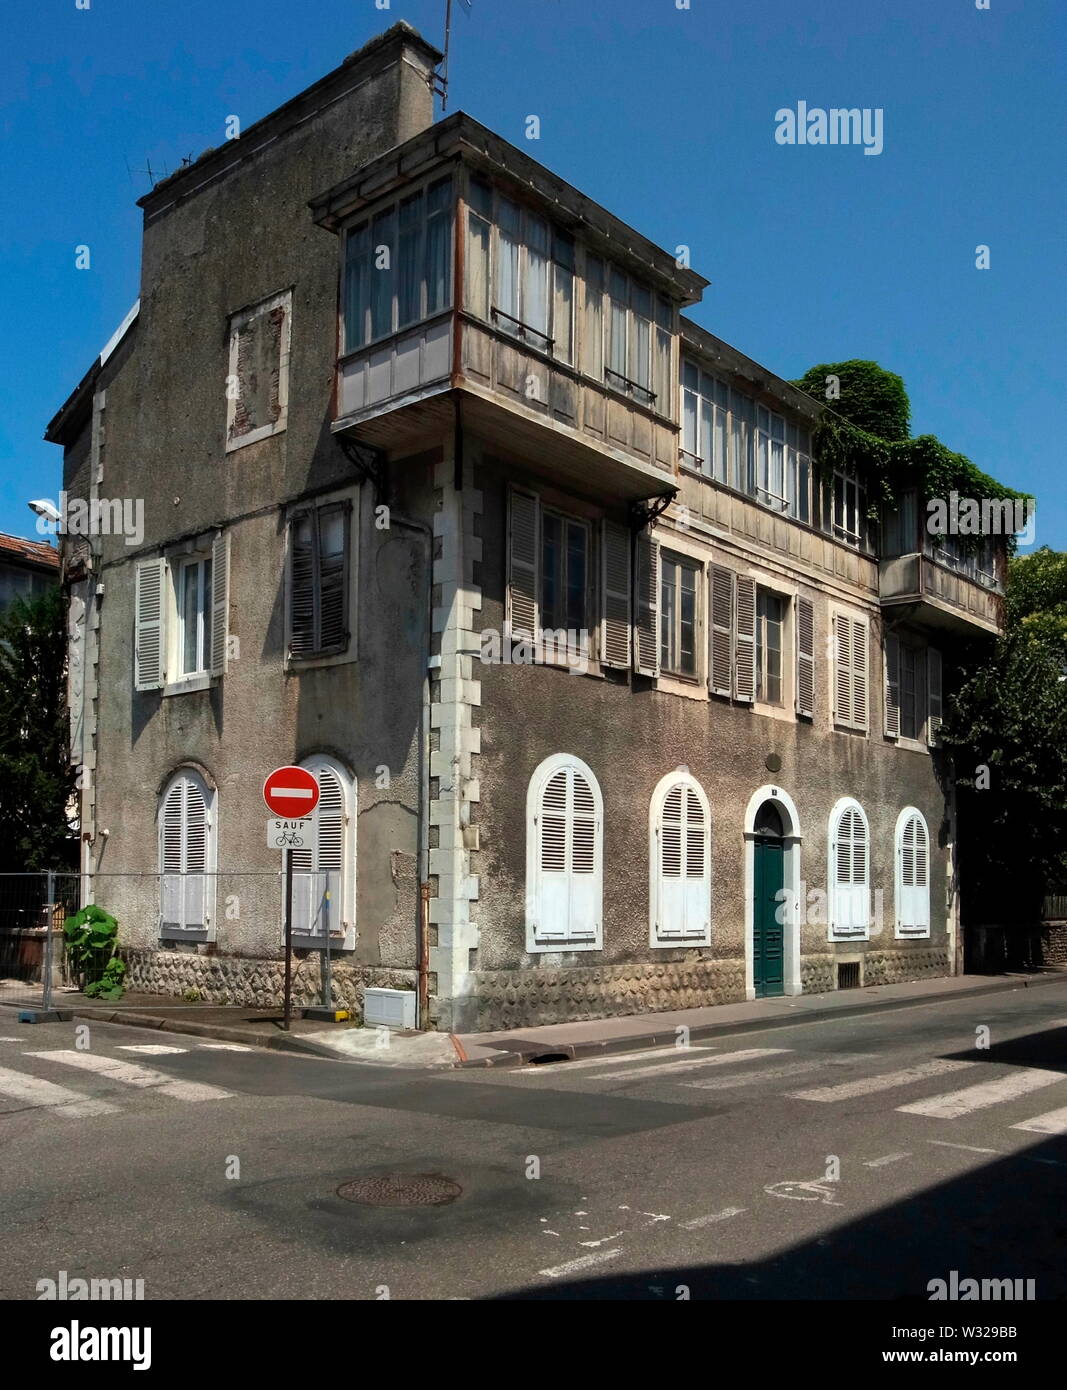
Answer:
xmin=438 ymin=0 xmax=472 ymax=112
xmin=124 ymin=154 xmax=170 ymax=191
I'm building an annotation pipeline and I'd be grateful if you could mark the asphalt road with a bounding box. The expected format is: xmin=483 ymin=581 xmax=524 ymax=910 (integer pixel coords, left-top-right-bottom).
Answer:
xmin=1 ymin=979 xmax=1066 ymax=1301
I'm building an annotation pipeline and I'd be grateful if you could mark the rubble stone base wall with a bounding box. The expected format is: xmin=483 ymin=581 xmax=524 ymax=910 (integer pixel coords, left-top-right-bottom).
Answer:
xmin=121 ymin=948 xmax=415 ymax=1019
xmin=862 ymin=948 xmax=950 ymax=986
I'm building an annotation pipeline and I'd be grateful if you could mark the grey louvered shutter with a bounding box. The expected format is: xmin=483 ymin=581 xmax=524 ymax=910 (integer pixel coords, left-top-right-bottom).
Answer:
xmin=833 ymin=614 xmax=851 ymax=725
xmin=734 ymin=574 xmax=756 ymax=703
xmin=288 ymin=512 xmax=315 ymax=659
xmin=852 ymin=619 xmax=869 ymax=731
xmin=183 ymin=779 xmax=208 ymax=929
xmin=508 ymin=489 xmax=539 ymax=644
xmin=209 ymin=532 xmax=230 ymax=677
xmin=135 ymin=558 xmax=167 ymax=691
xmin=160 ymin=781 xmax=184 ymax=927
xmin=927 ymin=647 xmax=943 ymax=745
xmin=709 ymin=564 xmax=734 ymax=697
xmin=883 ymin=632 xmax=901 ymax=738
xmin=600 ymin=520 xmax=632 ymax=669
xmin=317 ymin=504 xmax=349 ymax=654
xmin=634 ymin=535 xmax=660 ymax=676
xmin=795 ymin=596 xmax=815 ymax=717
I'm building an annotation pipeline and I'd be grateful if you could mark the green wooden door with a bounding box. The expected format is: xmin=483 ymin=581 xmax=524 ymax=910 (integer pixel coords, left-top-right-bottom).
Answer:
xmin=753 ymin=837 xmax=785 ymax=998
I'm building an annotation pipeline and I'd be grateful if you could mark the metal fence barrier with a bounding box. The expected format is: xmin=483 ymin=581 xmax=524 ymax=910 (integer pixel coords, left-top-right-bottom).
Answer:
xmin=0 ymin=872 xmax=80 ymax=1012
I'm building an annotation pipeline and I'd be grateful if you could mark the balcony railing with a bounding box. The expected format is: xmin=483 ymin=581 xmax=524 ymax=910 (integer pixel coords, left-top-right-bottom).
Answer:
xmin=879 ymin=552 xmax=1003 ymax=635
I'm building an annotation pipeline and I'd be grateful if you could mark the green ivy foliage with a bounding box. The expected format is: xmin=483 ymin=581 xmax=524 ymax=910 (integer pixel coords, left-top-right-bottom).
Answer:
xmin=792 ymin=360 xmax=1028 ymax=548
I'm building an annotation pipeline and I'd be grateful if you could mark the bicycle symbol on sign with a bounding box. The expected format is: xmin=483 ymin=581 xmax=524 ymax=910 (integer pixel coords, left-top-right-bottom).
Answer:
xmin=274 ymin=829 xmax=305 ymax=848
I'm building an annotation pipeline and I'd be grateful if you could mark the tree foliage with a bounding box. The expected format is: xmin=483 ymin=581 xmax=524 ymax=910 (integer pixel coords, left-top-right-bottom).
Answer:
xmin=793 ymin=359 xmax=911 ymax=440
xmin=939 ymin=547 xmax=1067 ymax=922
xmin=0 ymin=586 xmax=78 ymax=872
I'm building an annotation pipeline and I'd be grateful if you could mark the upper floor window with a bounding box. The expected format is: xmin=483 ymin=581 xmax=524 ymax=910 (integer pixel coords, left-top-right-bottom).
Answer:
xmin=755 ymin=588 xmax=786 ymax=704
xmin=660 ymin=552 xmax=700 ymax=678
xmin=287 ymin=500 xmax=351 ymax=660
xmin=593 ymin=263 xmax=671 ymax=411
xmin=344 ymin=176 xmax=453 ymax=353
xmin=507 ymin=488 xmax=592 ymax=659
xmin=134 ymin=533 xmax=229 ymax=693
xmin=832 ymin=470 xmax=864 ymax=547
xmin=928 ymin=530 xmax=1000 ymax=588
xmin=681 ymin=363 xmax=729 ymax=483
xmin=884 ymin=635 xmax=942 ymax=746
xmin=226 ymin=290 xmax=291 ymax=452
xmin=540 ymin=509 xmax=589 ymax=639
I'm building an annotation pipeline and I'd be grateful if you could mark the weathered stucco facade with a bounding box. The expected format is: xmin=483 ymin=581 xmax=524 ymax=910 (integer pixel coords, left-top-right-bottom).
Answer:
xmin=48 ymin=23 xmax=1003 ymax=1031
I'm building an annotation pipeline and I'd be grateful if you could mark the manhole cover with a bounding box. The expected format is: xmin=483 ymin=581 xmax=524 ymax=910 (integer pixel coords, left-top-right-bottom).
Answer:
xmin=336 ymin=1173 xmax=463 ymax=1207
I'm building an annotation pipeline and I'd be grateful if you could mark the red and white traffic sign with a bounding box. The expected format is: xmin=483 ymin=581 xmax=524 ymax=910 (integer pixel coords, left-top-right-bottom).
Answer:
xmin=263 ymin=766 xmax=320 ymax=819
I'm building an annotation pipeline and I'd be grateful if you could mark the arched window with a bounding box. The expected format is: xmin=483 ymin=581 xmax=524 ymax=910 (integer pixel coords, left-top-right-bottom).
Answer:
xmin=526 ymin=754 xmax=602 ymax=951
xmin=896 ymin=807 xmax=931 ymax=938
xmin=650 ymin=771 xmax=711 ymax=946
xmin=828 ymin=797 xmax=870 ymax=940
xmin=159 ymin=768 xmax=215 ymax=936
xmin=292 ymin=756 xmax=356 ymax=946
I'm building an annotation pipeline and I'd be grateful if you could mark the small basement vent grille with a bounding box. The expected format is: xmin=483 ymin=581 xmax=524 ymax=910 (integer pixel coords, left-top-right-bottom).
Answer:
xmin=837 ymin=961 xmax=861 ymax=990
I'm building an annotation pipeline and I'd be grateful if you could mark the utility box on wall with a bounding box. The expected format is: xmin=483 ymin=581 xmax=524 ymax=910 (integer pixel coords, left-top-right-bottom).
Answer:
xmin=363 ymin=987 xmax=417 ymax=1030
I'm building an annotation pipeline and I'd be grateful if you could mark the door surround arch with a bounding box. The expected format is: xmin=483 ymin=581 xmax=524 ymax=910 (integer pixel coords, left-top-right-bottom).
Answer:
xmin=743 ymin=785 xmax=803 ymax=999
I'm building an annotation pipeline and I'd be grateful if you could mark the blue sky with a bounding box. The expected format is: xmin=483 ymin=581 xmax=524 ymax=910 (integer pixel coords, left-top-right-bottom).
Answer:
xmin=3 ymin=0 xmax=1063 ymax=547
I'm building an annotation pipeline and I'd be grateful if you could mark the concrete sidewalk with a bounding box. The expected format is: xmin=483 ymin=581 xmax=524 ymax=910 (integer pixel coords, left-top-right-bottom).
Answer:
xmin=452 ymin=970 xmax=1067 ymax=1068
xmin=5 ymin=970 xmax=1063 ymax=1068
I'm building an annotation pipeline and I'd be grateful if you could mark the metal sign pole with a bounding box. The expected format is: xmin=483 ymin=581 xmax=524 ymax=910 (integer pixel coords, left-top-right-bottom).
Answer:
xmin=283 ymin=848 xmax=293 ymax=1031
xmin=323 ymin=896 xmax=333 ymax=1011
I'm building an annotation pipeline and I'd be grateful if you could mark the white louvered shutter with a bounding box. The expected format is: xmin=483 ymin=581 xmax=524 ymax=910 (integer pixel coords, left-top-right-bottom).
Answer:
xmin=508 ymin=490 xmax=539 ymax=644
xmin=183 ymin=780 xmax=208 ymax=929
xmin=709 ymin=564 xmax=734 ymax=697
xmin=600 ymin=520 xmax=632 ymax=669
xmin=795 ymin=596 xmax=815 ymax=718
xmin=135 ymin=558 xmax=167 ymax=691
xmin=634 ymin=535 xmax=659 ymax=676
xmin=290 ymin=765 xmax=346 ymax=940
xmin=734 ymin=574 xmax=756 ymax=702
xmin=884 ymin=632 xmax=901 ymax=738
xmin=899 ymin=813 xmax=930 ymax=934
xmin=656 ymin=783 xmax=709 ymax=940
xmin=536 ymin=765 xmax=599 ymax=942
xmin=210 ymin=532 xmax=230 ymax=677
xmin=851 ymin=619 xmax=869 ymax=731
xmin=833 ymin=614 xmax=852 ymax=726
xmin=833 ymin=807 xmax=870 ymax=935
xmin=927 ymin=647 xmax=943 ymax=745
xmin=160 ymin=782 xmax=184 ymax=927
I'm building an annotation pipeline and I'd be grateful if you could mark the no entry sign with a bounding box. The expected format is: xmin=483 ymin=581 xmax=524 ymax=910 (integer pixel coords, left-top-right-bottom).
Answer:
xmin=263 ymin=765 xmax=320 ymax=819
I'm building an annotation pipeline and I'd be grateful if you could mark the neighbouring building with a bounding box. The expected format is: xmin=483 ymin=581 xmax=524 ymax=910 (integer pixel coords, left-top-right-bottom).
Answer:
xmin=0 ymin=533 xmax=59 ymax=614
xmin=45 ymin=23 xmax=1009 ymax=1031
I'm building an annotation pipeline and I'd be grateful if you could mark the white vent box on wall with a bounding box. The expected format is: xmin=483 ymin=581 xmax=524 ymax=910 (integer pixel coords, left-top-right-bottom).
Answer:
xmin=363 ymin=987 xmax=417 ymax=1030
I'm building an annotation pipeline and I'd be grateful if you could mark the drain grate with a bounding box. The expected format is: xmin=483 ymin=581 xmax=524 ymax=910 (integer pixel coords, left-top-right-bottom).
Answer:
xmin=336 ymin=1173 xmax=463 ymax=1207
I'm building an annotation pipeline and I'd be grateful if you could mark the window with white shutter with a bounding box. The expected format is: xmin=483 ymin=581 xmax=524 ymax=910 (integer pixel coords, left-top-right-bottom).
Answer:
xmin=650 ymin=772 xmax=711 ymax=946
xmin=709 ymin=564 xmax=734 ymax=698
xmin=158 ymin=769 xmax=215 ymax=937
xmin=526 ymin=754 xmax=603 ymax=950
xmin=927 ymin=647 xmax=943 ymax=745
xmin=287 ymin=501 xmax=351 ymax=660
xmin=833 ymin=612 xmax=870 ymax=732
xmin=884 ymin=632 xmax=901 ymax=738
xmin=210 ymin=531 xmax=230 ymax=677
xmin=290 ymin=757 xmax=355 ymax=948
xmin=895 ymin=807 xmax=931 ymax=938
xmin=828 ymin=797 xmax=870 ymax=940
xmin=634 ymin=535 xmax=660 ymax=677
xmin=734 ymin=574 xmax=756 ymax=702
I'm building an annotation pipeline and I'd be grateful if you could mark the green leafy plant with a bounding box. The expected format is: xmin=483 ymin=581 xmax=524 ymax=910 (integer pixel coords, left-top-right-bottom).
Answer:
xmin=181 ymin=987 xmax=202 ymax=1003
xmin=63 ymin=905 xmax=124 ymax=998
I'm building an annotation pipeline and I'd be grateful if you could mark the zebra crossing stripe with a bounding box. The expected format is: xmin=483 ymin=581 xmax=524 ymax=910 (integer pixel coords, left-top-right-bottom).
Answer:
xmin=1010 ymin=1105 xmax=1067 ymax=1136
xmin=26 ymin=1050 xmax=231 ymax=1102
xmin=117 ymin=1045 xmax=189 ymax=1055
xmin=516 ymin=1044 xmax=719 ymax=1076
xmin=788 ymin=1059 xmax=975 ymax=1102
xmin=898 ymin=1068 xmax=1065 ymax=1119
xmin=0 ymin=1064 xmax=117 ymax=1119
xmin=585 ymin=1047 xmax=792 ymax=1082
xmin=684 ymin=1055 xmax=877 ymax=1092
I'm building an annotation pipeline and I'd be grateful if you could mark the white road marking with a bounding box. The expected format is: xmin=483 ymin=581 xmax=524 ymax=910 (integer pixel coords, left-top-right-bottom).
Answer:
xmin=928 ymin=1140 xmax=1000 ymax=1154
xmin=27 ymin=1050 xmax=232 ymax=1102
xmin=516 ymin=1044 xmax=718 ymax=1076
xmin=683 ymin=1055 xmax=876 ymax=1091
xmin=198 ymin=1044 xmax=251 ymax=1052
xmin=586 ymin=1047 xmax=791 ymax=1082
xmin=0 ymin=1038 xmax=21 ymax=1043
xmin=117 ymin=1045 xmax=188 ymax=1055
xmin=863 ymin=1152 xmax=911 ymax=1168
xmin=1011 ymin=1105 xmax=1067 ymax=1136
xmin=540 ymin=1249 xmax=623 ymax=1278
xmin=765 ymin=1178 xmax=842 ymax=1206
xmin=682 ymin=1206 xmax=747 ymax=1229
xmin=789 ymin=1059 xmax=975 ymax=1102
xmin=578 ymin=1231 xmax=624 ymax=1248
xmin=0 ymin=1065 xmax=117 ymax=1120
xmin=898 ymin=1068 xmax=1065 ymax=1119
